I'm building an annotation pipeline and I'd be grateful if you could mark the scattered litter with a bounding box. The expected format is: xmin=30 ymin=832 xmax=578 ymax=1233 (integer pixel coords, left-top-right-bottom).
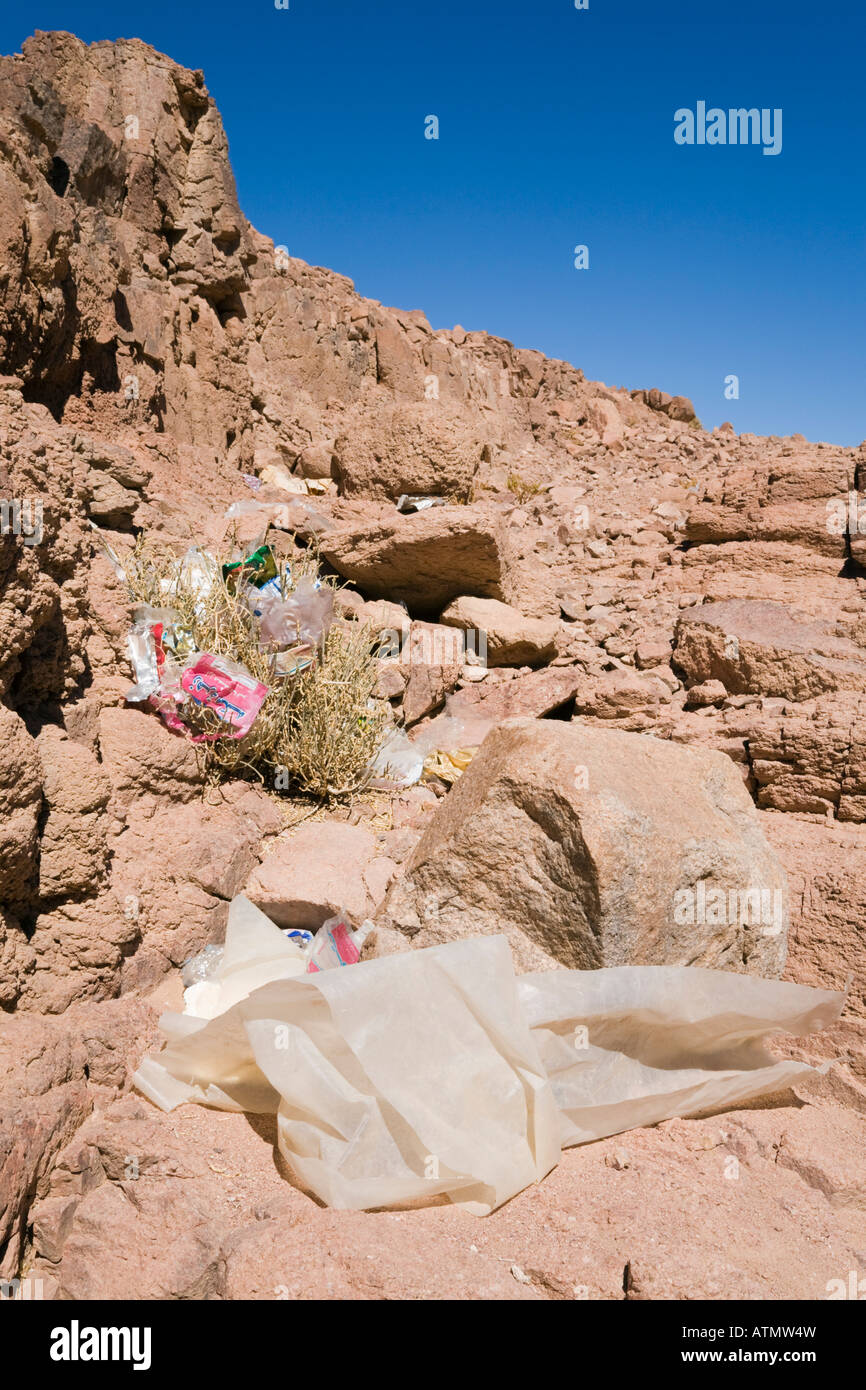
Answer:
xmin=511 ymin=1265 xmax=532 ymax=1285
xmin=177 ymin=652 xmax=269 ymax=738
xmin=422 ymin=747 xmax=476 ymax=785
xmin=125 ymin=609 xmax=166 ymax=703
xmin=366 ymin=726 xmax=426 ymax=788
xmin=242 ymin=473 xmax=263 ymax=491
xmin=396 ymin=494 xmax=447 ymax=513
xmin=256 ymin=576 xmax=334 ymax=650
xmin=306 ymin=914 xmax=374 ymax=973
xmin=416 ymin=706 xmax=495 ymax=785
xmin=283 ymin=929 xmax=314 ymax=949
xmin=134 ymin=902 xmax=845 ymax=1215
xmin=224 ymin=498 xmax=331 ymax=535
xmin=182 ymin=943 xmax=224 ymax=987
xmin=120 ymin=525 xmax=392 ymax=789
xmin=161 ymin=547 xmax=219 ymax=618
xmin=223 ymin=544 xmax=279 ymax=593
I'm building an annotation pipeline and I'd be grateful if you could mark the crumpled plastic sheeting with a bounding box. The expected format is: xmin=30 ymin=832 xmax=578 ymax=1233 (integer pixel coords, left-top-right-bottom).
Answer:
xmin=134 ymin=896 xmax=843 ymax=1215
xmin=518 ymin=967 xmax=842 ymax=1149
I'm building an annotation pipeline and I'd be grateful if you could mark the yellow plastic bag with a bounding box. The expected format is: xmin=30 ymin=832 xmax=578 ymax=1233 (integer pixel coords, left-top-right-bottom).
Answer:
xmin=422 ymin=746 xmax=477 ymax=785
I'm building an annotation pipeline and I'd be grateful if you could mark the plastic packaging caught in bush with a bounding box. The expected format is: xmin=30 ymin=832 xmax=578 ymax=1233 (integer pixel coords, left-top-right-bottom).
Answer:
xmin=179 ymin=652 xmax=269 ymax=737
xmin=125 ymin=604 xmax=184 ymax=702
xmin=159 ymin=546 xmax=219 ymax=618
xmin=222 ymin=544 xmax=279 ymax=593
xmin=258 ymin=577 xmax=334 ymax=650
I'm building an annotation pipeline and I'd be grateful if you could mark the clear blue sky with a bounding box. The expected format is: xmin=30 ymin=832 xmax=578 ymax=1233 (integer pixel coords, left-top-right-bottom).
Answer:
xmin=3 ymin=1 xmax=865 ymax=443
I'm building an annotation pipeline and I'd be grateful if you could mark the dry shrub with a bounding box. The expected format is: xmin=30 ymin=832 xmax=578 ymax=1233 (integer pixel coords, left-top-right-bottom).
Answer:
xmin=124 ymin=535 xmax=388 ymax=799
xmin=506 ymin=472 xmax=542 ymax=503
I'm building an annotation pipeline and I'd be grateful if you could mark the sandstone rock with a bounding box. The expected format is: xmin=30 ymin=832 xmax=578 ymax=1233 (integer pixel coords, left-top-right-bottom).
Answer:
xmin=586 ymin=398 xmax=624 ymax=447
xmin=320 ymin=506 xmax=522 ymax=615
xmin=112 ymin=784 xmax=281 ymax=995
xmin=381 ymin=720 xmax=788 ymax=974
xmin=398 ymin=621 xmax=463 ymax=723
xmin=295 ymin=441 xmax=334 ymax=479
xmin=580 ymin=668 xmax=669 ymax=719
xmin=51 ymin=1172 xmax=223 ymax=1300
xmin=245 ymin=822 xmax=378 ymax=928
xmin=0 ymin=907 xmax=34 ymax=1009
xmin=0 ymin=705 xmax=42 ymax=912
xmin=667 ymin=395 xmax=698 ymax=424
xmin=22 ymin=895 xmax=139 ymax=1014
xmin=36 ymin=727 xmax=110 ymax=900
xmin=685 ymin=679 xmax=728 ymax=708
xmin=332 ymin=401 xmax=486 ymax=499
xmin=440 ymin=596 xmax=558 ymax=667
xmin=0 ymin=998 xmax=158 ymax=1276
xmin=634 ymin=639 xmax=672 ymax=669
xmin=98 ymin=706 xmax=204 ymax=807
xmin=676 ymin=600 xmax=866 ymax=701
xmin=765 ymin=812 xmax=866 ymax=1013
xmin=452 ymin=666 xmax=583 ymax=721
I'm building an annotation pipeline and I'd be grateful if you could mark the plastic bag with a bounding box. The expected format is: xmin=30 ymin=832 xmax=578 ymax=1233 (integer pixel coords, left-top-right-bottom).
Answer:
xmin=517 ymin=965 xmax=843 ymax=1149
xmin=305 ymin=915 xmax=374 ymax=973
xmin=366 ymin=726 xmax=426 ymax=788
xmin=125 ymin=605 xmax=183 ymax=702
xmin=179 ymin=652 xmax=269 ymax=738
xmin=176 ymin=897 xmax=309 ymax=1023
xmin=257 ymin=577 xmax=334 ymax=649
xmin=134 ymin=914 xmax=844 ymax=1215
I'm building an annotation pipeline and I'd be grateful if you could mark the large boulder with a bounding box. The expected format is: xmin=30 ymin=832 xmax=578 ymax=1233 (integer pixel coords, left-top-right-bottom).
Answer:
xmin=381 ymin=720 xmax=788 ymax=974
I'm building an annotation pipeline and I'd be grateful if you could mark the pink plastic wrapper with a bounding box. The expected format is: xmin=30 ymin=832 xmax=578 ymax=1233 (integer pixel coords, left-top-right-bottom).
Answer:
xmin=306 ymin=915 xmax=372 ymax=972
xmin=150 ymin=653 xmax=268 ymax=741
xmin=181 ymin=653 xmax=268 ymax=737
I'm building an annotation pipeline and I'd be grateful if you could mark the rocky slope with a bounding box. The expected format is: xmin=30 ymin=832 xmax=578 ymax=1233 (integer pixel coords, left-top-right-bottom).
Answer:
xmin=0 ymin=31 xmax=864 ymax=1299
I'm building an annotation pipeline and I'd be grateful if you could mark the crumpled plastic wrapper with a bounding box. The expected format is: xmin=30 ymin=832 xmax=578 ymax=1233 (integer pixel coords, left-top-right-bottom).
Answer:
xmin=134 ymin=895 xmax=843 ymax=1215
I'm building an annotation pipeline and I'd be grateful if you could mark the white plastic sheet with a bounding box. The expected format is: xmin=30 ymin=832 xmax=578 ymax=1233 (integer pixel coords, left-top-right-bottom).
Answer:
xmin=134 ymin=896 xmax=843 ymax=1214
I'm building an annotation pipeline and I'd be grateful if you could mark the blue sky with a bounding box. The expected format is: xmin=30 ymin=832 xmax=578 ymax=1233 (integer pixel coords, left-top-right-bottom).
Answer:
xmin=3 ymin=1 xmax=865 ymax=443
